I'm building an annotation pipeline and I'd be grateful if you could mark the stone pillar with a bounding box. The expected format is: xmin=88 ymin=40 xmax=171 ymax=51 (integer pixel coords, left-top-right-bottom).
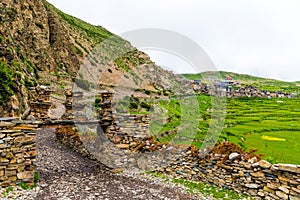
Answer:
xmin=62 ymin=90 xmax=86 ymax=121
xmin=96 ymin=92 xmax=114 ymax=128
xmin=62 ymin=89 xmax=73 ymax=120
xmin=30 ymin=86 xmax=52 ymax=120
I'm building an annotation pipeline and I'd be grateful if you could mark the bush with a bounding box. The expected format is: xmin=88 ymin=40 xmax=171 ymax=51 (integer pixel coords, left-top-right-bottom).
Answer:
xmin=140 ymin=101 xmax=151 ymax=111
xmin=0 ymin=60 xmax=15 ymax=105
xmin=129 ymin=102 xmax=138 ymax=110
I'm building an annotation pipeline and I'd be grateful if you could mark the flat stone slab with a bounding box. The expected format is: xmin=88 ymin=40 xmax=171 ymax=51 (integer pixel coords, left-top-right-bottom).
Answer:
xmin=0 ymin=117 xmax=18 ymax=122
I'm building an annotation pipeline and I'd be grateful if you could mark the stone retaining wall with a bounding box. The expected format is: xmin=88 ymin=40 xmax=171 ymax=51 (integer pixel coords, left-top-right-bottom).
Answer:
xmin=161 ymin=144 xmax=300 ymax=200
xmin=0 ymin=118 xmax=37 ymax=187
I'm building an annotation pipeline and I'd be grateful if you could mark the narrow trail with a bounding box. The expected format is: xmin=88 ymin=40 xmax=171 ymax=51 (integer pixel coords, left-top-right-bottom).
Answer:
xmin=22 ymin=128 xmax=205 ymax=200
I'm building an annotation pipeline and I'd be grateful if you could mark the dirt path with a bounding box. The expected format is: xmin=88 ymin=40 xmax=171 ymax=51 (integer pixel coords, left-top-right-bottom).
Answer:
xmin=20 ymin=128 xmax=206 ymax=200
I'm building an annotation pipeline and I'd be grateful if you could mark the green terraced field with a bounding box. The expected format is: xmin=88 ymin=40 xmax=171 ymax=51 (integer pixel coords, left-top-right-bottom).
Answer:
xmin=150 ymin=95 xmax=300 ymax=165
xmin=223 ymin=97 xmax=300 ymax=164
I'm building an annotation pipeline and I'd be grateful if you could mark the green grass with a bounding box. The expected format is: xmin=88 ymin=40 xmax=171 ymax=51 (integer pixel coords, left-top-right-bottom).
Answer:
xmin=1 ymin=186 xmax=14 ymax=198
xmin=149 ymin=95 xmax=213 ymax=145
xmin=244 ymin=131 xmax=300 ymax=164
xmin=148 ymin=172 xmax=251 ymax=200
xmin=46 ymin=2 xmax=113 ymax=44
xmin=148 ymin=94 xmax=300 ymax=165
xmin=222 ymin=97 xmax=300 ymax=164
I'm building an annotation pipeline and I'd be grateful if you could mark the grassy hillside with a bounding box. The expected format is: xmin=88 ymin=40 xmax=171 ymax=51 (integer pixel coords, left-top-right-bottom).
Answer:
xmin=183 ymin=71 xmax=300 ymax=93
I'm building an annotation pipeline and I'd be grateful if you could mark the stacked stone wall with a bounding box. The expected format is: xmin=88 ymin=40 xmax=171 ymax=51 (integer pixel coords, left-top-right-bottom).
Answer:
xmin=0 ymin=118 xmax=37 ymax=187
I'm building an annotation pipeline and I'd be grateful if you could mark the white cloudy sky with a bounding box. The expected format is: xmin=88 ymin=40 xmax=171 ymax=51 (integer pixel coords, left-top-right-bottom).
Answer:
xmin=48 ymin=0 xmax=300 ymax=81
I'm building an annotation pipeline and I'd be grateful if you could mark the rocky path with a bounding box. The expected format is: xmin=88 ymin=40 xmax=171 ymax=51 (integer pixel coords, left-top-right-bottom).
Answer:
xmin=14 ymin=128 xmax=206 ymax=200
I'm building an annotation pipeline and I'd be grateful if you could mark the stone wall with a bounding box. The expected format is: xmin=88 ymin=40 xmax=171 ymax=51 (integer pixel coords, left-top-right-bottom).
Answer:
xmin=55 ymin=125 xmax=92 ymax=159
xmin=56 ymin=123 xmax=300 ymax=200
xmin=161 ymin=143 xmax=300 ymax=200
xmin=0 ymin=118 xmax=37 ymax=187
xmin=30 ymin=86 xmax=52 ymax=120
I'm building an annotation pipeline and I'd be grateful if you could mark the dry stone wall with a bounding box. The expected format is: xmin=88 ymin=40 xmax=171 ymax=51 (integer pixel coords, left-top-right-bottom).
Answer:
xmin=55 ymin=125 xmax=92 ymax=159
xmin=161 ymin=146 xmax=300 ymax=200
xmin=29 ymin=86 xmax=52 ymax=120
xmin=55 ymin=122 xmax=300 ymax=200
xmin=0 ymin=118 xmax=37 ymax=187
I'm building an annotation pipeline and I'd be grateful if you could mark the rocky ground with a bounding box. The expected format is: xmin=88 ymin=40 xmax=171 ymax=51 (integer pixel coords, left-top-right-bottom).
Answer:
xmin=0 ymin=128 xmax=210 ymax=200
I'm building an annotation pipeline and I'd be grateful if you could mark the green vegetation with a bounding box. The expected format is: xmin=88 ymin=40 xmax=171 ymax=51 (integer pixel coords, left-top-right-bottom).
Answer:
xmin=145 ymin=94 xmax=300 ymax=164
xmin=1 ymin=186 xmax=14 ymax=197
xmin=148 ymin=172 xmax=251 ymax=200
xmin=223 ymin=97 xmax=300 ymax=164
xmin=47 ymin=2 xmax=113 ymax=44
xmin=0 ymin=59 xmax=15 ymax=105
xmin=17 ymin=171 xmax=40 ymax=190
xmin=48 ymin=1 xmax=151 ymax=73
xmin=34 ymin=171 xmax=40 ymax=183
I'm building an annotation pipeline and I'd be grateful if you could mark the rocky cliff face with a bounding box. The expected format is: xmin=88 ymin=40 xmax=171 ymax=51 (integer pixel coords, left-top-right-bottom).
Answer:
xmin=0 ymin=0 xmax=188 ymax=117
xmin=0 ymin=0 xmax=86 ymax=116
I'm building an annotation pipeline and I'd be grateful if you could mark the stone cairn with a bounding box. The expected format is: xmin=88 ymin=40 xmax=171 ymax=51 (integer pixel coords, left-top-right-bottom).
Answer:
xmin=62 ymin=90 xmax=86 ymax=121
xmin=62 ymin=89 xmax=74 ymax=120
xmin=97 ymin=92 xmax=114 ymax=128
xmin=95 ymin=92 xmax=154 ymax=151
xmin=29 ymin=86 xmax=52 ymax=120
xmin=0 ymin=117 xmax=38 ymax=187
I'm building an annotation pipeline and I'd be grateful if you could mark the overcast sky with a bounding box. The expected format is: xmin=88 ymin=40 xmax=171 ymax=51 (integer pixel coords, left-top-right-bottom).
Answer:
xmin=48 ymin=0 xmax=300 ymax=82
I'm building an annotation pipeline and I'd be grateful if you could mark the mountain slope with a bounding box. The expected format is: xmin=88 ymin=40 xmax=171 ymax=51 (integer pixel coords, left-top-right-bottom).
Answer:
xmin=0 ymin=0 xmax=186 ymax=117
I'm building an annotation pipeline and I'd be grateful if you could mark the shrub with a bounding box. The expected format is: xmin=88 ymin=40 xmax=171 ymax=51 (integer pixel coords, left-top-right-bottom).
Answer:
xmin=129 ymin=102 xmax=138 ymax=110
xmin=0 ymin=60 xmax=15 ymax=105
xmin=140 ymin=101 xmax=151 ymax=111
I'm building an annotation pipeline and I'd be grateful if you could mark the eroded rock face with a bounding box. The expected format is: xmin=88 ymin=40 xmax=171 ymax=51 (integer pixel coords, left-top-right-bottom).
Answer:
xmin=0 ymin=0 xmax=184 ymax=117
xmin=0 ymin=0 xmax=102 ymax=117
xmin=1 ymin=0 xmax=82 ymax=78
